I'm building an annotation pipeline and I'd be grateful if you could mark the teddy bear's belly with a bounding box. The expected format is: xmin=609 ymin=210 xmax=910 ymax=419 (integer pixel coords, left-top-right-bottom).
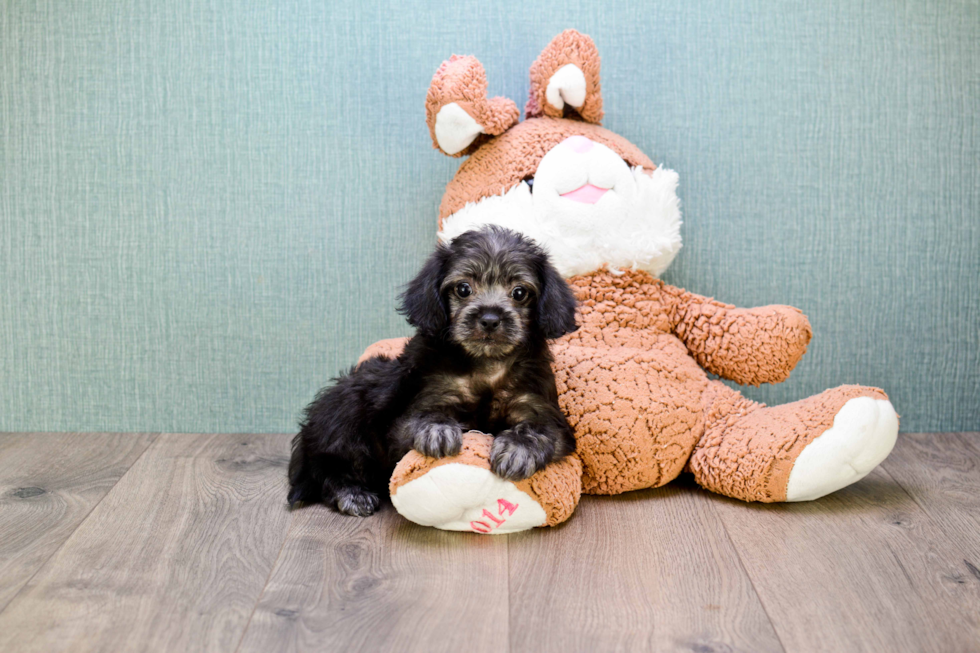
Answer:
xmin=552 ymin=330 xmax=708 ymax=495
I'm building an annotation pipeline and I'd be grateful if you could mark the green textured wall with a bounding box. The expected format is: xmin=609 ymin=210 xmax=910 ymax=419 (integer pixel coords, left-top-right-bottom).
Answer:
xmin=1 ymin=0 xmax=978 ymax=433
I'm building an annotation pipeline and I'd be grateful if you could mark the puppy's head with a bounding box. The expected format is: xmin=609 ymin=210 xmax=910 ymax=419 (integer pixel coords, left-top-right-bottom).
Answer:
xmin=398 ymin=226 xmax=578 ymax=357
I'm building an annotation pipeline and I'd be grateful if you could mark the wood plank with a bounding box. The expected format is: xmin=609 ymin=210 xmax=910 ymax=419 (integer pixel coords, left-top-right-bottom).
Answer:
xmin=238 ymin=502 xmax=510 ymax=653
xmin=708 ymin=452 xmax=980 ymax=653
xmin=507 ymin=483 xmax=784 ymax=653
xmin=0 ymin=432 xmax=155 ymax=612
xmin=882 ymin=433 xmax=980 ymax=566
xmin=0 ymin=432 xmax=292 ymax=653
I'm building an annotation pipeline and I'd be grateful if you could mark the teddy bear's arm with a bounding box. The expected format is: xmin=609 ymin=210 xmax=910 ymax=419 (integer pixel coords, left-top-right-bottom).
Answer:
xmin=668 ymin=288 xmax=813 ymax=386
xmin=358 ymin=337 xmax=410 ymax=365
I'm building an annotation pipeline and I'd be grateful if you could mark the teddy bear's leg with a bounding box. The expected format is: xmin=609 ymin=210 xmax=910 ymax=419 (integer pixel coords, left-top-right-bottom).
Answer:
xmin=688 ymin=381 xmax=899 ymax=502
xmin=390 ymin=432 xmax=583 ymax=534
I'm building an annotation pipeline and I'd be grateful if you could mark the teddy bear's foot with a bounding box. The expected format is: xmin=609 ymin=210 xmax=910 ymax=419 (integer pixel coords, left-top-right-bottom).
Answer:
xmin=786 ymin=396 xmax=898 ymax=501
xmin=392 ymin=462 xmax=547 ymax=534
xmin=389 ymin=431 xmax=582 ymax=534
xmin=690 ymin=382 xmax=899 ymax=502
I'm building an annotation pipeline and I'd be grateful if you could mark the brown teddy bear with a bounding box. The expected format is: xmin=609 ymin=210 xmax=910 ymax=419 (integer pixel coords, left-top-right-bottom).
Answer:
xmin=365 ymin=30 xmax=898 ymax=534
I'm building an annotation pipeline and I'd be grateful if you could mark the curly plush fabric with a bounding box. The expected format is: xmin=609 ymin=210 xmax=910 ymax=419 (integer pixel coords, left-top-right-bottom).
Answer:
xmin=378 ymin=29 xmax=899 ymax=532
xmin=438 ymin=118 xmax=655 ymax=224
xmin=514 ymin=451 xmax=582 ymax=526
xmin=365 ymin=268 xmax=844 ymax=502
xmin=664 ymin=285 xmax=813 ymax=386
xmin=357 ymin=337 xmax=410 ymax=366
xmin=424 ymin=55 xmax=519 ymax=157
xmin=690 ymin=382 xmax=889 ymax=501
xmin=525 ymin=28 xmax=604 ymax=123
xmin=390 ymin=429 xmax=495 ymax=489
xmin=547 ymin=269 xmax=891 ymax=501
xmin=363 ymin=268 xmax=889 ymax=506
xmin=390 ymin=431 xmax=582 ymax=527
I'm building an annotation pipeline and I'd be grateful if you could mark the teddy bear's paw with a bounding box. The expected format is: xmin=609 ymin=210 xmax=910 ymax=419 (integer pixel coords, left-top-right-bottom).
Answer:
xmin=786 ymin=397 xmax=899 ymax=501
xmin=391 ymin=463 xmax=547 ymax=534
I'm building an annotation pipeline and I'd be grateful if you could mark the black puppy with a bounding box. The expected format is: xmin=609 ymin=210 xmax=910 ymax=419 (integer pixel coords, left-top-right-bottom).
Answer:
xmin=287 ymin=225 xmax=579 ymax=516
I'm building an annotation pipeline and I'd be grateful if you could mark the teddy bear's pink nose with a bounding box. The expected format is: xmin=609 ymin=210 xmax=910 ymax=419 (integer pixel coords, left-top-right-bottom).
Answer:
xmin=564 ymin=135 xmax=594 ymax=153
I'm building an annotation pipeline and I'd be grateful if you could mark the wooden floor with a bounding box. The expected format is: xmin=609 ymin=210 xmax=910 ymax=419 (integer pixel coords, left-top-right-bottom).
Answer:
xmin=0 ymin=432 xmax=977 ymax=652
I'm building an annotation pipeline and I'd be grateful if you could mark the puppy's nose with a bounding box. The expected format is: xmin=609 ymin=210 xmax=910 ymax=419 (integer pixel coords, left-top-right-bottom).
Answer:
xmin=479 ymin=312 xmax=501 ymax=332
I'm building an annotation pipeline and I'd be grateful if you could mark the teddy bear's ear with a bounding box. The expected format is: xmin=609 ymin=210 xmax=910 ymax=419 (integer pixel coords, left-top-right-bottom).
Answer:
xmin=425 ymin=55 xmax=520 ymax=157
xmin=525 ymin=30 xmax=604 ymax=124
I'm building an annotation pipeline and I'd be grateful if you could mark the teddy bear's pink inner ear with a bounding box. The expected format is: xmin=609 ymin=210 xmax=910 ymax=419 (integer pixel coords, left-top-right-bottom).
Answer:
xmin=526 ymin=29 xmax=604 ymax=125
xmin=425 ymin=55 xmax=519 ymax=157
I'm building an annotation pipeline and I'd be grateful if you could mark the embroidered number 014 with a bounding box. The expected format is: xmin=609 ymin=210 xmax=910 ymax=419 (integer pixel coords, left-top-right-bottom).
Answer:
xmin=470 ymin=499 xmax=519 ymax=533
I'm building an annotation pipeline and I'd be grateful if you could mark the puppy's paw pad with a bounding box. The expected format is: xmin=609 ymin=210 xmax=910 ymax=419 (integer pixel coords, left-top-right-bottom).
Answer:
xmin=490 ymin=432 xmax=546 ymax=481
xmin=415 ymin=423 xmax=463 ymax=458
xmin=335 ymin=487 xmax=380 ymax=517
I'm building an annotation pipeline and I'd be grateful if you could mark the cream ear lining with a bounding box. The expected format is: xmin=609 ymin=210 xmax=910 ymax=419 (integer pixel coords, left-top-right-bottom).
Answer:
xmin=434 ymin=102 xmax=484 ymax=155
xmin=545 ymin=64 xmax=587 ymax=110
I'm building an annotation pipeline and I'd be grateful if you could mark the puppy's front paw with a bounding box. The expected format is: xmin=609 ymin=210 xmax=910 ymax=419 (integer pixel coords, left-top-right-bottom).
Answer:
xmin=491 ymin=426 xmax=551 ymax=481
xmin=414 ymin=421 xmax=463 ymax=458
xmin=334 ymin=486 xmax=381 ymax=517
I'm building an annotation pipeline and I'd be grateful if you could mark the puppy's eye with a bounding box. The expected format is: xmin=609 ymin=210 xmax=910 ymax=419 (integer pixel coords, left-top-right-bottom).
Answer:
xmin=511 ymin=286 xmax=528 ymax=302
xmin=455 ymin=282 xmax=472 ymax=298
xmin=523 ymin=176 xmax=535 ymax=191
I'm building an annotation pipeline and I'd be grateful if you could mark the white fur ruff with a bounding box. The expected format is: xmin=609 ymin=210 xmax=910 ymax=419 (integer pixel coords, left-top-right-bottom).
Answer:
xmin=438 ymin=158 xmax=682 ymax=279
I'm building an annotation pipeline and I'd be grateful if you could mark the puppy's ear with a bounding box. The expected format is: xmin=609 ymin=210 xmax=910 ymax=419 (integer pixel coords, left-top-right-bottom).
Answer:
xmin=536 ymin=256 xmax=578 ymax=339
xmin=398 ymin=243 xmax=452 ymax=337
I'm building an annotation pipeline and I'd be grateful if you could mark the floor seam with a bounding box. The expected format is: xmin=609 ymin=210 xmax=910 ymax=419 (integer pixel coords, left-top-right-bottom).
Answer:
xmin=878 ymin=452 xmax=980 ymax=567
xmin=0 ymin=431 xmax=162 ymax=619
xmin=233 ymin=498 xmax=296 ymax=653
xmin=877 ymin=460 xmax=931 ymax=517
xmin=505 ymin=532 xmax=512 ymax=653
xmin=708 ymin=498 xmax=790 ymax=653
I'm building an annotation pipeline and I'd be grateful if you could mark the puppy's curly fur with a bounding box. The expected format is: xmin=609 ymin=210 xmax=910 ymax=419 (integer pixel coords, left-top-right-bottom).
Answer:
xmin=287 ymin=226 xmax=579 ymax=516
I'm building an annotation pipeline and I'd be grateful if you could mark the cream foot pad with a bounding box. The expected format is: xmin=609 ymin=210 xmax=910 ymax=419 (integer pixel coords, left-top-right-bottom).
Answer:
xmin=786 ymin=397 xmax=899 ymax=501
xmin=390 ymin=432 xmax=582 ymax=534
